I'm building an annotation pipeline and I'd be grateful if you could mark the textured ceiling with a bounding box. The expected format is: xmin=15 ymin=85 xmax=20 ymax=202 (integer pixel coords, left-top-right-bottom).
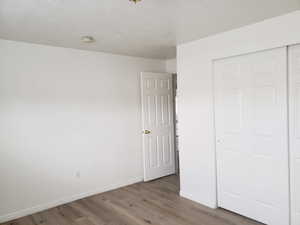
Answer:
xmin=0 ymin=0 xmax=299 ymax=59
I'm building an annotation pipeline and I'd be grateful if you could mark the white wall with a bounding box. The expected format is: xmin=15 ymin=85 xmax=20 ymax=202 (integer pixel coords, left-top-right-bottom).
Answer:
xmin=0 ymin=39 xmax=165 ymax=222
xmin=178 ymin=10 xmax=300 ymax=209
xmin=166 ymin=58 xmax=177 ymax=74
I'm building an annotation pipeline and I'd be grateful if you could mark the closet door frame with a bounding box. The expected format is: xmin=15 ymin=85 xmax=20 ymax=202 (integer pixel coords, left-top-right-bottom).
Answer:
xmin=288 ymin=44 xmax=300 ymax=225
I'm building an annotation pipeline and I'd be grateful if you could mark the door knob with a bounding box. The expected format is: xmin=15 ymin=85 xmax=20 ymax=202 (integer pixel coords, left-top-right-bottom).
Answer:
xmin=143 ymin=130 xmax=151 ymax=134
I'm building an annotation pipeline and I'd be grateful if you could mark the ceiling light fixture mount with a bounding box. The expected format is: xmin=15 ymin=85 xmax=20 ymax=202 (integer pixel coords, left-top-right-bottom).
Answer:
xmin=129 ymin=0 xmax=141 ymax=4
xmin=81 ymin=36 xmax=95 ymax=43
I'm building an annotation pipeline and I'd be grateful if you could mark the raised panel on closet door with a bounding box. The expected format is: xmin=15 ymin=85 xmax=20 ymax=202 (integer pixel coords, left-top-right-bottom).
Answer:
xmin=214 ymin=47 xmax=289 ymax=225
xmin=289 ymin=44 xmax=300 ymax=225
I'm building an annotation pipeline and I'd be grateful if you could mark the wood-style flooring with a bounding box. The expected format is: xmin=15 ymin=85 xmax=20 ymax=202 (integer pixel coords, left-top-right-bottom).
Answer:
xmin=2 ymin=175 xmax=263 ymax=225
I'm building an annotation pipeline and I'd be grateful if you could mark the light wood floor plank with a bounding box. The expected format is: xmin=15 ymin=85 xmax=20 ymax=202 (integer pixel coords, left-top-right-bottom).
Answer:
xmin=1 ymin=175 xmax=263 ymax=225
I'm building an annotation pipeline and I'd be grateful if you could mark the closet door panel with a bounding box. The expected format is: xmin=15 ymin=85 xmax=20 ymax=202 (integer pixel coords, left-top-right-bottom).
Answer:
xmin=214 ymin=47 xmax=289 ymax=225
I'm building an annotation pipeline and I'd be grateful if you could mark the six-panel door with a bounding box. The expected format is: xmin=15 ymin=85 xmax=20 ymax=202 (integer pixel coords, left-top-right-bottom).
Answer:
xmin=141 ymin=72 xmax=175 ymax=181
xmin=214 ymin=47 xmax=290 ymax=225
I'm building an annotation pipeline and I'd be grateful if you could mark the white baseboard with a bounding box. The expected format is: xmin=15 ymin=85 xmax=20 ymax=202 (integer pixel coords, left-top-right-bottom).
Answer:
xmin=0 ymin=176 xmax=143 ymax=223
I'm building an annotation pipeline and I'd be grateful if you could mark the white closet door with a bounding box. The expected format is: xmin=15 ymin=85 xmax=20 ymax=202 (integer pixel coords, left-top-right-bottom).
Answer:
xmin=214 ymin=47 xmax=289 ymax=225
xmin=289 ymin=45 xmax=300 ymax=225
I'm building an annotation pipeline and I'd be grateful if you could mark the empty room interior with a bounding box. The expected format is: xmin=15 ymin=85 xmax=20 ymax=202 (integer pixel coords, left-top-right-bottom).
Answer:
xmin=1 ymin=1 xmax=300 ymax=225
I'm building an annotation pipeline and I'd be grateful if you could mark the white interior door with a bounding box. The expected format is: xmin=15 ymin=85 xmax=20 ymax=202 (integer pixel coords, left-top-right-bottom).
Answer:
xmin=214 ymin=47 xmax=289 ymax=225
xmin=289 ymin=44 xmax=300 ymax=225
xmin=141 ymin=72 xmax=175 ymax=181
